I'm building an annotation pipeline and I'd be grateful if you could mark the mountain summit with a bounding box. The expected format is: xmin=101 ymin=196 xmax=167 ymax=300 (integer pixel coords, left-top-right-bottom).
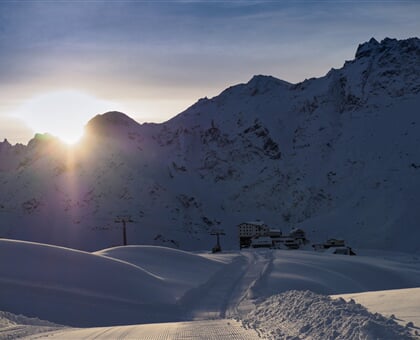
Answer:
xmin=0 ymin=37 xmax=419 ymax=253
xmin=85 ymin=111 xmax=141 ymax=137
xmin=355 ymin=37 xmax=381 ymax=59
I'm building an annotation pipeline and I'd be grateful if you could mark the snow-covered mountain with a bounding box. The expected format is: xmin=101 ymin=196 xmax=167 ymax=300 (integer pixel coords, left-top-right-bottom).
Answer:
xmin=0 ymin=37 xmax=419 ymax=253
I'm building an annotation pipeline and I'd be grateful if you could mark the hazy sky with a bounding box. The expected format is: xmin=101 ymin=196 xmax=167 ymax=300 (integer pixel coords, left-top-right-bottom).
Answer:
xmin=0 ymin=0 xmax=419 ymax=144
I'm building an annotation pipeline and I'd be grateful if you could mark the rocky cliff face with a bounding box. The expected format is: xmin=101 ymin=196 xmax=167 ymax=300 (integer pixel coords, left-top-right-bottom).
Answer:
xmin=1 ymin=37 xmax=419 ymax=252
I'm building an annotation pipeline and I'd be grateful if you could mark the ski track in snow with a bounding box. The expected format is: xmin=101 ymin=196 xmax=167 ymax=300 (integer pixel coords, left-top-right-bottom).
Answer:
xmin=1 ymin=249 xmax=275 ymax=339
xmin=1 ymin=241 xmax=420 ymax=339
xmin=14 ymin=320 xmax=260 ymax=340
xmin=178 ymin=249 xmax=272 ymax=320
xmin=224 ymin=250 xmax=273 ymax=318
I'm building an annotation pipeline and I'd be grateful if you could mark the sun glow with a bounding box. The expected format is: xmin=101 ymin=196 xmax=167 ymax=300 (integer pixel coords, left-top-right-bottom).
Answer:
xmin=13 ymin=90 xmax=119 ymax=145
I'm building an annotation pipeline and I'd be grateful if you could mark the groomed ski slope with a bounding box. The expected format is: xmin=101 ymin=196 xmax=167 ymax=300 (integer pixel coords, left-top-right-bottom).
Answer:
xmin=12 ymin=319 xmax=261 ymax=340
xmin=1 ymin=239 xmax=419 ymax=339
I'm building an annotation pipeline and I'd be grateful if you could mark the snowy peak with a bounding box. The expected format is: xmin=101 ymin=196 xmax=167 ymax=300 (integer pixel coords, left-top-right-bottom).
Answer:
xmin=355 ymin=37 xmax=419 ymax=60
xmin=86 ymin=111 xmax=140 ymax=131
xmin=208 ymin=74 xmax=291 ymax=103
xmin=355 ymin=37 xmax=380 ymax=59
xmin=320 ymin=37 xmax=420 ymax=110
xmin=25 ymin=134 xmax=65 ymax=154
xmin=246 ymin=75 xmax=291 ymax=92
xmin=0 ymin=138 xmax=11 ymax=150
xmin=85 ymin=111 xmax=141 ymax=137
xmin=352 ymin=37 xmax=420 ymax=82
xmin=27 ymin=133 xmax=58 ymax=147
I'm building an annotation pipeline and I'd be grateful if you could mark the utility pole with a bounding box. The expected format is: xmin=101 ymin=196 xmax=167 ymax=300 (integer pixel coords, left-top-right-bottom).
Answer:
xmin=115 ymin=215 xmax=134 ymax=246
xmin=210 ymin=229 xmax=225 ymax=253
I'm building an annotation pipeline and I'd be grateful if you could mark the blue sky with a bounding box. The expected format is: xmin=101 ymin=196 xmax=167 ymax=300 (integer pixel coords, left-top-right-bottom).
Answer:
xmin=0 ymin=0 xmax=419 ymax=144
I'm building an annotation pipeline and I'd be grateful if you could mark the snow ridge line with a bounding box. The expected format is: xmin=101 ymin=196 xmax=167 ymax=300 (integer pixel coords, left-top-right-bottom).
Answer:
xmin=95 ymin=254 xmax=166 ymax=280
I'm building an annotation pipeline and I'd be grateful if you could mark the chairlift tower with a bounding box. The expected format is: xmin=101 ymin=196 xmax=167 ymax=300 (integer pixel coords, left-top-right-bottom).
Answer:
xmin=115 ymin=215 xmax=134 ymax=246
xmin=210 ymin=229 xmax=225 ymax=253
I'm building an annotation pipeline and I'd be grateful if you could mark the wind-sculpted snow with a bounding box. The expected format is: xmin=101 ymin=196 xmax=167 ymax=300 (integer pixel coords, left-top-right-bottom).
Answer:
xmin=241 ymin=290 xmax=416 ymax=340
xmin=1 ymin=241 xmax=420 ymax=338
xmin=250 ymin=250 xmax=420 ymax=297
xmin=96 ymin=245 xmax=224 ymax=298
xmin=0 ymin=239 xmax=181 ymax=326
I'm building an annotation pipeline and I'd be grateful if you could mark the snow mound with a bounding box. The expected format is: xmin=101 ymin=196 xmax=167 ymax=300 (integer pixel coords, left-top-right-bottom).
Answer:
xmin=0 ymin=310 xmax=63 ymax=340
xmin=96 ymin=245 xmax=224 ymax=298
xmin=251 ymin=250 xmax=420 ymax=297
xmin=241 ymin=290 xmax=415 ymax=340
xmin=0 ymin=239 xmax=180 ymax=326
xmin=0 ymin=310 xmax=60 ymax=328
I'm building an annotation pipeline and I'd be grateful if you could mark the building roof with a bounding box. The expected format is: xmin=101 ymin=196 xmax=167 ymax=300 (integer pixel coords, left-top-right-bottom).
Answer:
xmin=243 ymin=221 xmax=266 ymax=226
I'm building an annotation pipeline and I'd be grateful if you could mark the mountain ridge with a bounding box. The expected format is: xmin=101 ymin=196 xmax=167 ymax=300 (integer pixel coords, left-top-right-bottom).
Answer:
xmin=0 ymin=37 xmax=419 ymax=253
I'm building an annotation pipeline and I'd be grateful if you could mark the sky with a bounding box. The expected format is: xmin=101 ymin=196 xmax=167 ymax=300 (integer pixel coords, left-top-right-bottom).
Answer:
xmin=0 ymin=0 xmax=419 ymax=144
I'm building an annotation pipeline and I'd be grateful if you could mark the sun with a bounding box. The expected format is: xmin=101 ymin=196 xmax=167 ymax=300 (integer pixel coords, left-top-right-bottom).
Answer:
xmin=13 ymin=90 xmax=118 ymax=145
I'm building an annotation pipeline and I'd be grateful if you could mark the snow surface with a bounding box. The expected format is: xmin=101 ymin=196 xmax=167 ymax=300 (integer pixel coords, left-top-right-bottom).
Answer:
xmin=249 ymin=249 xmax=420 ymax=296
xmin=14 ymin=319 xmax=260 ymax=340
xmin=0 ymin=239 xmax=182 ymax=326
xmin=95 ymin=245 xmax=224 ymax=299
xmin=0 ymin=311 xmax=63 ymax=339
xmin=241 ymin=290 xmax=415 ymax=340
xmin=1 ymin=239 xmax=420 ymax=339
xmin=334 ymin=288 xmax=420 ymax=328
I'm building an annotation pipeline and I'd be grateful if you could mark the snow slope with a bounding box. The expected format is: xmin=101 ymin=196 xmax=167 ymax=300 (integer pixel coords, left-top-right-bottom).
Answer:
xmin=249 ymin=249 xmax=420 ymax=297
xmin=0 ymin=239 xmax=181 ymax=326
xmin=1 ymin=240 xmax=420 ymax=338
xmin=334 ymin=287 xmax=420 ymax=328
xmin=96 ymin=245 xmax=224 ymax=299
xmin=0 ymin=37 xmax=419 ymax=253
xmin=1 ymin=319 xmax=261 ymax=340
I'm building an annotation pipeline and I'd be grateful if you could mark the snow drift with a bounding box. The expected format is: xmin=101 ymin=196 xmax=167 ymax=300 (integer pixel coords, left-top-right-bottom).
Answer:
xmin=0 ymin=239 xmax=181 ymax=326
xmin=96 ymin=245 xmax=224 ymax=299
xmin=241 ymin=290 xmax=415 ymax=340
